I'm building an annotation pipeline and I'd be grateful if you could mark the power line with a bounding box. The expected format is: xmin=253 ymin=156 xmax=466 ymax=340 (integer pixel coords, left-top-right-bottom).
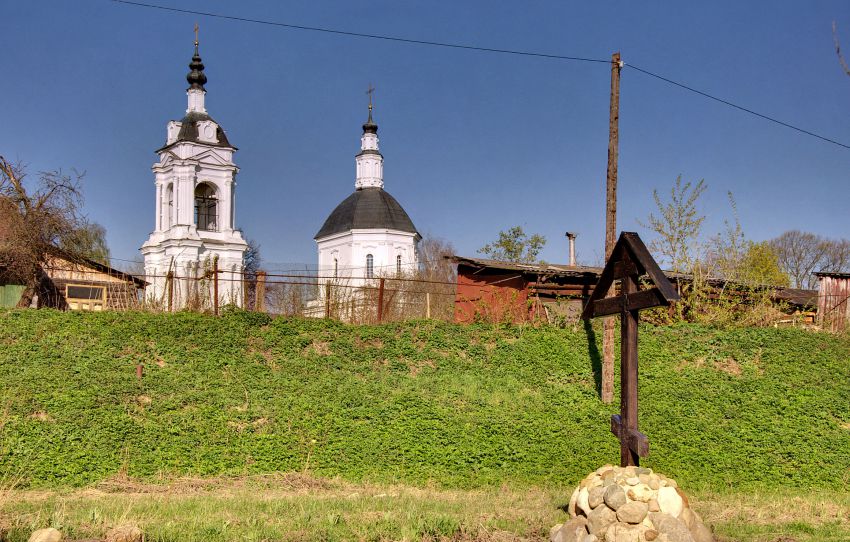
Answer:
xmin=110 ymin=0 xmax=609 ymax=64
xmin=626 ymin=63 xmax=850 ymax=150
xmin=110 ymin=0 xmax=850 ymax=151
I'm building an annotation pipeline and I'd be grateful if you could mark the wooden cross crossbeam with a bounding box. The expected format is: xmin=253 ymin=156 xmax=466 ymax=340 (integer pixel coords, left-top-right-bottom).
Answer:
xmin=582 ymin=232 xmax=679 ymax=467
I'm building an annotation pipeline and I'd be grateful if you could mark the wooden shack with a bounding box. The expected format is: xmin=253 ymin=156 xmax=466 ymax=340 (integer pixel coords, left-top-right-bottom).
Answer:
xmin=452 ymin=256 xmax=601 ymax=323
xmin=452 ymin=255 xmax=819 ymax=325
xmin=1 ymin=250 xmax=146 ymax=310
xmin=815 ymin=271 xmax=850 ymax=332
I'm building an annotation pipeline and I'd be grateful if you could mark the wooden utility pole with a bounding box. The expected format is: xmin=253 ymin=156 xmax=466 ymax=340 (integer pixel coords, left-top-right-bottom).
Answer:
xmin=602 ymin=51 xmax=622 ymax=404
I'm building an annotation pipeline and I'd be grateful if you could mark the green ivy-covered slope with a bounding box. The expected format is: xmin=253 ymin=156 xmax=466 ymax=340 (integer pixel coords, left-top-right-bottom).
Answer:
xmin=0 ymin=309 xmax=847 ymax=490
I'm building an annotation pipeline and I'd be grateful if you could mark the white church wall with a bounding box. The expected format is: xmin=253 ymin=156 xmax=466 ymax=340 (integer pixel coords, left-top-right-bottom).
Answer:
xmin=141 ymin=45 xmax=247 ymax=310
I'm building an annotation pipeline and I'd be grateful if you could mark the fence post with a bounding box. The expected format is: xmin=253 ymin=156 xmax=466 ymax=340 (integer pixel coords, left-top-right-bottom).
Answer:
xmin=213 ymin=256 xmax=219 ymax=316
xmin=255 ymin=271 xmax=266 ymax=313
xmin=426 ymin=292 xmax=431 ymax=319
xmin=377 ymin=278 xmax=385 ymax=322
xmin=325 ymin=281 xmax=332 ymax=318
xmin=166 ymin=271 xmax=174 ymax=312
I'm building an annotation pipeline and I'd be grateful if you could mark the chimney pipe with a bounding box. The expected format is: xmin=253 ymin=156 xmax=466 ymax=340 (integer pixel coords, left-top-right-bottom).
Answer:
xmin=565 ymin=232 xmax=577 ymax=266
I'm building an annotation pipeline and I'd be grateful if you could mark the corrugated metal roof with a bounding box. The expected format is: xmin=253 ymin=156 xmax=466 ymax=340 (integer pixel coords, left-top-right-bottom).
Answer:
xmin=450 ymin=255 xmax=602 ymax=276
xmin=815 ymin=271 xmax=850 ymax=278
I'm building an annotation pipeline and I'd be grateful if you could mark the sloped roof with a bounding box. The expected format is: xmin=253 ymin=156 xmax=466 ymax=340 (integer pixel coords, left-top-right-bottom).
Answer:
xmin=315 ymin=187 xmax=419 ymax=240
xmin=156 ymin=112 xmax=234 ymax=152
xmin=450 ymin=255 xmax=603 ymax=277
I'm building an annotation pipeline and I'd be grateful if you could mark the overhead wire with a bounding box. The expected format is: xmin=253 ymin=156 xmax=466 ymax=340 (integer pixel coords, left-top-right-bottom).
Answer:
xmin=109 ymin=0 xmax=850 ymax=151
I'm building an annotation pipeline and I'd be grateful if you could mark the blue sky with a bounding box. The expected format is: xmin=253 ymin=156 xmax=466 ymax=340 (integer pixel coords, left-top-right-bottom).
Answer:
xmin=3 ymin=1 xmax=849 ymax=269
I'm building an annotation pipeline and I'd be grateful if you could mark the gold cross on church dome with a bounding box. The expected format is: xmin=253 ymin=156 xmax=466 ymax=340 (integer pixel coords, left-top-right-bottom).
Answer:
xmin=194 ymin=23 xmax=199 ymax=46
xmin=366 ymin=83 xmax=375 ymax=110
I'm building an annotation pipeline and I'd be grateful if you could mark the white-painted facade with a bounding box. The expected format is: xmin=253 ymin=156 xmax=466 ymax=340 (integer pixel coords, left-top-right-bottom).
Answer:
xmin=310 ymin=111 xmax=419 ymax=316
xmin=140 ymin=67 xmax=247 ymax=308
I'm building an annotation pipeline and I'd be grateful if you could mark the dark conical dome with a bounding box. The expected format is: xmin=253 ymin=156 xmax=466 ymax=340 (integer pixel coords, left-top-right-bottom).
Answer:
xmin=187 ymin=44 xmax=207 ymax=91
xmin=362 ymin=106 xmax=378 ymax=134
xmin=315 ymin=187 xmax=419 ymax=240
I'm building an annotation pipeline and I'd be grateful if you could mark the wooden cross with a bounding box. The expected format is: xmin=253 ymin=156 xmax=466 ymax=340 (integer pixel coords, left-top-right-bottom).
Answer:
xmin=581 ymin=232 xmax=680 ymax=467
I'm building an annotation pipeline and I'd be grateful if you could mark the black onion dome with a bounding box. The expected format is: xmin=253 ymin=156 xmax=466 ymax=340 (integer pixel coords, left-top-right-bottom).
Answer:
xmin=362 ymin=107 xmax=378 ymax=134
xmin=315 ymin=187 xmax=419 ymax=240
xmin=186 ymin=45 xmax=207 ymax=90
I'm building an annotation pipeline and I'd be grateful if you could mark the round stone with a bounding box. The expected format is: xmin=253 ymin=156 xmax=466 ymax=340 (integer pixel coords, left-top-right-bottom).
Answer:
xmin=616 ymin=501 xmax=649 ymax=524
xmin=578 ymin=487 xmax=592 ymax=516
xmin=105 ymin=525 xmax=143 ymax=542
xmin=555 ymin=517 xmax=589 ymax=542
xmin=28 ymin=529 xmax=62 ymax=542
xmin=649 ymin=512 xmax=694 ymax=542
xmin=603 ymin=484 xmax=627 ymax=511
xmin=626 ymin=483 xmax=653 ymax=503
xmin=657 ymin=486 xmax=684 ymax=518
xmin=589 ymin=486 xmax=607 ymax=509
xmin=587 ymin=504 xmax=618 ymax=536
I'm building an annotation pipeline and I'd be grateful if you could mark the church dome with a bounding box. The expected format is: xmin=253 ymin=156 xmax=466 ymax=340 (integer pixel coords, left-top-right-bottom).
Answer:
xmin=314 ymin=187 xmax=420 ymax=240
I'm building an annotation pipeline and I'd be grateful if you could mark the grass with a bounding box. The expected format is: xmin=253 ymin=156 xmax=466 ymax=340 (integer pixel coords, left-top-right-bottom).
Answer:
xmin=0 ymin=475 xmax=848 ymax=542
xmin=0 ymin=308 xmax=848 ymax=540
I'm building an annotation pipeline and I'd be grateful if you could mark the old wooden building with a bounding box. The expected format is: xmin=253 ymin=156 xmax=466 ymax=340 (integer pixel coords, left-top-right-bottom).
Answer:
xmin=451 ymin=256 xmax=601 ymax=323
xmin=1 ymin=251 xmax=146 ymax=310
xmin=452 ymin=256 xmax=818 ymax=325
xmin=815 ymin=271 xmax=850 ymax=332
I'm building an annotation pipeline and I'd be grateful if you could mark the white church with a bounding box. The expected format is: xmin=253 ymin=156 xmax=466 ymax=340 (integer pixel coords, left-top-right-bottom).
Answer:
xmin=141 ymin=38 xmax=248 ymax=308
xmin=309 ymin=99 xmax=421 ymax=315
xmin=141 ymin=37 xmax=420 ymax=312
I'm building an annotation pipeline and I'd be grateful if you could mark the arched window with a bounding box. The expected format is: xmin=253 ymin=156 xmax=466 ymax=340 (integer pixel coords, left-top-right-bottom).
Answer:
xmin=366 ymin=254 xmax=374 ymax=278
xmin=194 ymin=183 xmax=217 ymax=231
xmin=396 ymin=254 xmax=402 ymax=275
xmin=334 ymin=258 xmax=338 ymax=278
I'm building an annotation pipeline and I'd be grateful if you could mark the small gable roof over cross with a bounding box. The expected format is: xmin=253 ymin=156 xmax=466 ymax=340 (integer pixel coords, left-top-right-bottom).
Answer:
xmin=581 ymin=232 xmax=680 ymax=320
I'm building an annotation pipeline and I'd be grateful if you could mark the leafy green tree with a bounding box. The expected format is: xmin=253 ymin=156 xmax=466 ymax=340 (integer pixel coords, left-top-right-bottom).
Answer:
xmin=478 ymin=226 xmax=545 ymax=263
xmin=739 ymin=241 xmax=790 ymax=287
xmin=59 ymin=221 xmax=110 ymax=265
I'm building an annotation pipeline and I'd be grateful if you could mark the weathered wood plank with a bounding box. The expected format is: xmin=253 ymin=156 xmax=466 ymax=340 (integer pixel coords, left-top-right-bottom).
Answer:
xmin=588 ymin=287 xmax=667 ymax=317
xmin=611 ymin=415 xmax=649 ymax=457
xmin=621 ymin=232 xmax=679 ymax=303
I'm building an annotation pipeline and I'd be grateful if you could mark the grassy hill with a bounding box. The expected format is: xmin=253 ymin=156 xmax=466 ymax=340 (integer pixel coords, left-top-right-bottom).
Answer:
xmin=0 ymin=309 xmax=848 ymax=492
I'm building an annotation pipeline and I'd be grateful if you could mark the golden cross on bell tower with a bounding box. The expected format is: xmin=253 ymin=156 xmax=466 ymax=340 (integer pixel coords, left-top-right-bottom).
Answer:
xmin=366 ymin=83 xmax=375 ymax=112
xmin=194 ymin=23 xmax=199 ymax=47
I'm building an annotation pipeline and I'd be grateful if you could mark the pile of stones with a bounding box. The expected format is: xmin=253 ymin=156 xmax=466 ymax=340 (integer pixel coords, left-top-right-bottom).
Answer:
xmin=551 ymin=465 xmax=714 ymax=542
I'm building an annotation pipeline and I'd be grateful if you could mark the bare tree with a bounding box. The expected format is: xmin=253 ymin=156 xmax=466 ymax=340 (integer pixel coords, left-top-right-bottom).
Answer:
xmin=820 ymin=238 xmax=850 ymax=274
xmin=0 ymin=156 xmax=84 ymax=307
xmin=416 ymin=235 xmax=457 ymax=320
xmin=769 ymin=231 xmax=832 ymax=289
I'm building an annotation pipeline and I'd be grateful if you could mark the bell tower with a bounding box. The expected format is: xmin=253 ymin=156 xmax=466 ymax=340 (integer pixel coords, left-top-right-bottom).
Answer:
xmin=140 ymin=30 xmax=248 ymax=308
